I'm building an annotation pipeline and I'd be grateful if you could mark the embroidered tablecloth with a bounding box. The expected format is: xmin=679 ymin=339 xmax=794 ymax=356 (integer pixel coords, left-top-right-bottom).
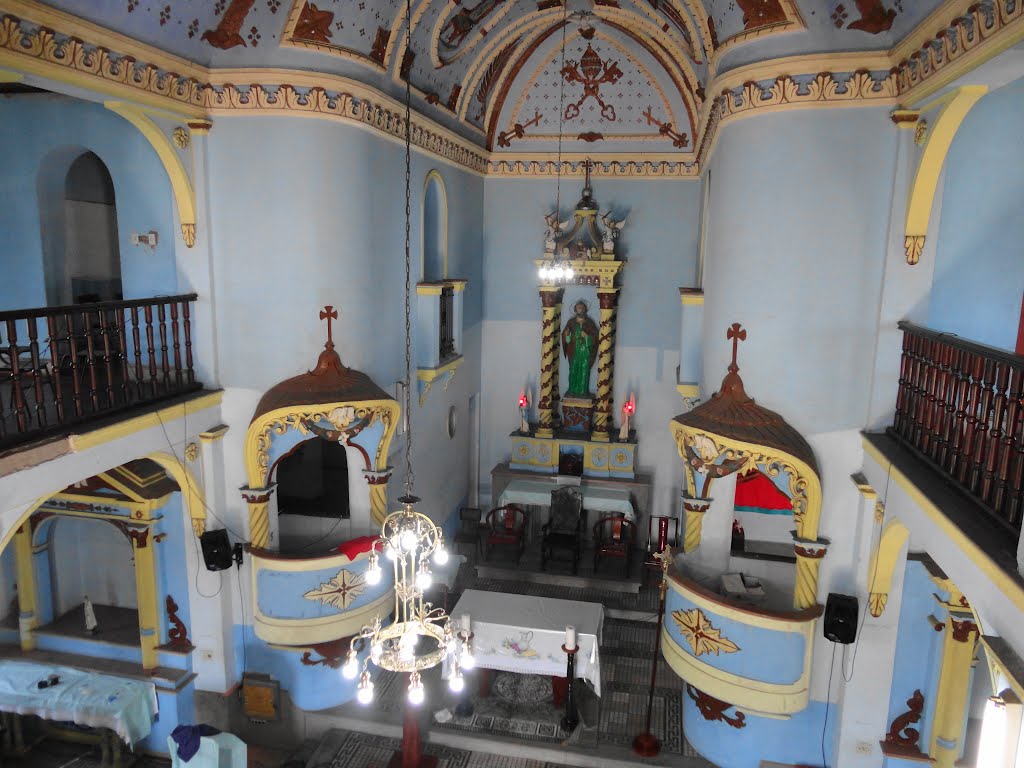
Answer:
xmin=450 ymin=589 xmax=604 ymax=696
xmin=0 ymin=660 xmax=158 ymax=746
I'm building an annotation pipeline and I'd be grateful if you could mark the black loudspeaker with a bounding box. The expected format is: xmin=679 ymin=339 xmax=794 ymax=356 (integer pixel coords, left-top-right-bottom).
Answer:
xmin=200 ymin=529 xmax=234 ymax=571
xmin=823 ymin=593 xmax=859 ymax=644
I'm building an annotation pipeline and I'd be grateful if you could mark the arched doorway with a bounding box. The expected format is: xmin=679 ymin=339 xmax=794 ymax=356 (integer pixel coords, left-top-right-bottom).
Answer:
xmin=50 ymin=151 xmax=122 ymax=306
xmin=422 ymin=170 xmax=447 ymax=281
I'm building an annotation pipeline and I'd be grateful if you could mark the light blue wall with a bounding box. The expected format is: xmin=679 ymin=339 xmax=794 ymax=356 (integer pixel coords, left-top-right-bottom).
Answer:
xmin=0 ymin=95 xmax=179 ymax=310
xmin=927 ymin=78 xmax=1024 ymax=352
xmin=684 ymin=693 xmax=837 ymax=768
xmin=703 ymin=108 xmax=897 ymax=435
xmin=887 ymin=559 xmax=944 ymax=747
xmin=479 ymin=177 xmax=703 ymax=515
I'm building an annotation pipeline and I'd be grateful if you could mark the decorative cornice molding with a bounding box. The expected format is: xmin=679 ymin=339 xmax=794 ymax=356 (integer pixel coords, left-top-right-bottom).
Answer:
xmin=488 ymin=156 xmax=699 ymax=179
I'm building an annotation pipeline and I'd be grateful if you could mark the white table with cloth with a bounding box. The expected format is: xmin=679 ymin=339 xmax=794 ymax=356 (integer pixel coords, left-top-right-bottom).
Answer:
xmin=0 ymin=659 xmax=158 ymax=762
xmin=450 ymin=589 xmax=604 ymax=703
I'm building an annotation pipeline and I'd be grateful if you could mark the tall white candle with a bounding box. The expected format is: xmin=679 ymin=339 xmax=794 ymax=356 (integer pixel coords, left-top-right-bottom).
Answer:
xmin=565 ymin=625 xmax=576 ymax=650
xmin=462 ymin=613 xmax=472 ymax=632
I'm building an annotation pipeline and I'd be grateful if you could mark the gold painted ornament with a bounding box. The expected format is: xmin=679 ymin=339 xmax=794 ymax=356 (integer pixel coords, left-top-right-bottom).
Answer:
xmin=173 ymin=126 xmax=190 ymax=149
xmin=184 ymin=442 xmax=199 ymax=462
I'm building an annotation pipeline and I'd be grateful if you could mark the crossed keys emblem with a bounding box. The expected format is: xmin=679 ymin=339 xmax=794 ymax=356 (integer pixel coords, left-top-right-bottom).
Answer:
xmin=560 ymin=44 xmax=623 ymax=122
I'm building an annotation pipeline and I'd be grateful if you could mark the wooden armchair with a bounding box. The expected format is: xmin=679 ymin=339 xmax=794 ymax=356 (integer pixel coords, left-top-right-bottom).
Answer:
xmin=541 ymin=487 xmax=584 ymax=573
xmin=452 ymin=507 xmax=483 ymax=559
xmin=484 ymin=505 xmax=527 ymax=563
xmin=593 ymin=516 xmax=636 ymax=578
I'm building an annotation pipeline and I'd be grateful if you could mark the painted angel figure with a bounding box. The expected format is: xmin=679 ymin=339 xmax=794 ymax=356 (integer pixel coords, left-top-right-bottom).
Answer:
xmin=544 ymin=212 xmax=562 ymax=253
xmin=561 ymin=300 xmax=599 ymax=397
xmin=601 ymin=213 xmax=626 ymax=252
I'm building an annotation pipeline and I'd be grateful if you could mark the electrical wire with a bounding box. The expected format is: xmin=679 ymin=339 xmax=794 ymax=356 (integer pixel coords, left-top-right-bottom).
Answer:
xmin=822 ymin=641 xmax=837 ymax=768
xmin=554 ymin=1 xmax=569 ymax=218
xmin=236 ymin=563 xmax=246 ymax=675
xmin=402 ymin=0 xmax=415 ymax=500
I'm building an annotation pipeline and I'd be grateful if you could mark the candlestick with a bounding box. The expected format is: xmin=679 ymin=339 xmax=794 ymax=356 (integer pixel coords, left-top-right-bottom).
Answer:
xmin=565 ymin=625 xmax=576 ymax=650
xmin=462 ymin=613 xmax=471 ymax=632
xmin=561 ymin=644 xmax=580 ymax=733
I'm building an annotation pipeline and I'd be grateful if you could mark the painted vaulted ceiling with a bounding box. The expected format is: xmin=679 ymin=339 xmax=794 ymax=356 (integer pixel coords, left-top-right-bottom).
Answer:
xmin=35 ymin=0 xmax=947 ymax=152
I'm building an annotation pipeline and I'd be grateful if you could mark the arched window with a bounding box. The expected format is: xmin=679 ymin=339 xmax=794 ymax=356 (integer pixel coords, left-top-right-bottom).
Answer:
xmin=54 ymin=151 xmax=122 ymax=305
xmin=422 ymin=171 xmax=447 ymax=281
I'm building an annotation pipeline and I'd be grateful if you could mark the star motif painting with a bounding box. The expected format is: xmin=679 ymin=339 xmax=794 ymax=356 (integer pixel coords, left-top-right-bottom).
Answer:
xmin=304 ymin=568 xmax=366 ymax=610
xmin=672 ymin=608 xmax=741 ymax=657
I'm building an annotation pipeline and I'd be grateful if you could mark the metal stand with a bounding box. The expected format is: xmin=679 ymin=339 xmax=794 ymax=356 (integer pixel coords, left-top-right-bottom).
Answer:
xmin=560 ymin=644 xmax=580 ymax=733
xmin=388 ymin=674 xmax=438 ymax=768
xmin=632 ymin=554 xmax=669 ymax=757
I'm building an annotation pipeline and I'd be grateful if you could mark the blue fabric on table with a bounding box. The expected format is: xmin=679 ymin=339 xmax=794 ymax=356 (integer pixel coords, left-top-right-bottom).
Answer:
xmin=0 ymin=660 xmax=158 ymax=746
xmin=171 ymin=724 xmax=220 ymax=762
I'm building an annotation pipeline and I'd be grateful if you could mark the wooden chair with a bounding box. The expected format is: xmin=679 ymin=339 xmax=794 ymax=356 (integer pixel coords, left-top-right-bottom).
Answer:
xmin=452 ymin=507 xmax=483 ymax=559
xmin=593 ymin=515 xmax=636 ymax=577
xmin=484 ymin=505 xmax=527 ymax=563
xmin=541 ymin=487 xmax=584 ymax=573
xmin=643 ymin=514 xmax=679 ymax=585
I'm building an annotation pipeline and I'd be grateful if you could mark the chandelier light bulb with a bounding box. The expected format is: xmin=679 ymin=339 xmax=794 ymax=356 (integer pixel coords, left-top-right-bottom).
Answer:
xmin=461 ymin=644 xmax=476 ymax=671
xmin=564 ymin=267 xmax=574 ymax=280
xmin=356 ymin=672 xmax=374 ymax=705
xmin=448 ymin=669 xmax=464 ymax=694
xmin=365 ymin=554 xmax=382 ymax=585
xmin=386 ymin=537 xmax=399 ymax=560
xmin=553 ymin=266 xmax=564 ymax=280
xmin=416 ymin=561 xmax=433 ymax=590
xmin=370 ymin=642 xmax=383 ymax=662
xmin=407 ymin=673 xmax=425 ymax=706
xmin=342 ymin=651 xmax=359 ymax=680
xmin=433 ymin=544 xmax=449 ymax=565
xmin=539 ymin=265 xmax=549 ymax=279
xmin=400 ymin=528 xmax=418 ymax=553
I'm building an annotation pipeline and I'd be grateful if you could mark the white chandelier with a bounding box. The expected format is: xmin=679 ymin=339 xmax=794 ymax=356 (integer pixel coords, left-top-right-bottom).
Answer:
xmin=342 ymin=496 xmax=473 ymax=705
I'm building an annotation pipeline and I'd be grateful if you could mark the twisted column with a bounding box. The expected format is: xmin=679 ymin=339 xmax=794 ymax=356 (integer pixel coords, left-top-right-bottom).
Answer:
xmin=593 ymin=289 xmax=619 ymax=440
xmin=682 ymin=497 xmax=712 ymax=553
xmin=792 ymin=536 xmax=829 ymax=610
xmin=537 ymin=287 xmax=564 ymax=438
xmin=241 ymin=485 xmax=276 ymax=550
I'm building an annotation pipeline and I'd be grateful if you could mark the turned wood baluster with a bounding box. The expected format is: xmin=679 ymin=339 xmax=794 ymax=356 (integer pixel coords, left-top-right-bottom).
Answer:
xmin=1006 ymin=372 xmax=1024 ymax=527
xmin=905 ymin=331 xmax=927 ymax=445
xmin=117 ymin=308 xmax=131 ymax=406
xmin=170 ymin=302 xmax=182 ymax=390
xmin=156 ymin=302 xmax=171 ymax=391
xmin=982 ymin=361 xmax=1010 ymax=509
xmin=130 ymin=307 xmax=144 ymax=398
xmin=922 ymin=337 xmax=946 ymax=459
xmin=992 ymin=365 xmax=1020 ymax=521
xmin=937 ymin=342 xmax=961 ymax=470
xmin=931 ymin=339 xmax=954 ymax=466
xmin=913 ymin=334 xmax=937 ymax=453
xmin=946 ymin=346 xmax=969 ymax=476
xmin=893 ymin=330 xmax=915 ymax=438
xmin=182 ymin=301 xmax=194 ymax=385
xmin=143 ymin=306 xmax=158 ymax=398
xmin=5 ymin=320 xmax=27 ymax=433
xmin=64 ymin=311 xmax=83 ymax=418
xmin=98 ymin=309 xmax=116 ymax=408
xmin=26 ymin=319 xmax=46 ymax=428
xmin=971 ymin=357 xmax=997 ymax=495
xmin=958 ymin=351 xmax=984 ymax=486
xmin=83 ymin=308 xmax=100 ymax=412
xmin=45 ymin=316 xmax=65 ymax=424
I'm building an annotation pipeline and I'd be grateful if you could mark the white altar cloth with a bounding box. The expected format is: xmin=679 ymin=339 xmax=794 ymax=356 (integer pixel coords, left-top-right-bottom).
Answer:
xmin=497 ymin=479 xmax=634 ymax=520
xmin=451 ymin=590 xmax=604 ymax=696
xmin=0 ymin=660 xmax=158 ymax=746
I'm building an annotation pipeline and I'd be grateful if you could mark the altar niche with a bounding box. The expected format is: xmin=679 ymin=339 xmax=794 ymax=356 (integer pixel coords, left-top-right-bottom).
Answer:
xmin=514 ymin=172 xmax=635 ymax=479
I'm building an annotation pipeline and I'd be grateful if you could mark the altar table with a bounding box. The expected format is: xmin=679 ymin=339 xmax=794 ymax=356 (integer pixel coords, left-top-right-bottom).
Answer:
xmin=497 ymin=479 xmax=635 ymax=519
xmin=0 ymin=660 xmax=157 ymax=747
xmin=450 ymin=589 xmax=604 ymax=696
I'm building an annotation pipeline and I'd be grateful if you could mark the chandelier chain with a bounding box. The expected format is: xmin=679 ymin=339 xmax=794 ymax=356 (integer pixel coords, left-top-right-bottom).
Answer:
xmin=403 ymin=0 xmax=414 ymax=497
xmin=555 ymin=1 xmax=569 ymax=219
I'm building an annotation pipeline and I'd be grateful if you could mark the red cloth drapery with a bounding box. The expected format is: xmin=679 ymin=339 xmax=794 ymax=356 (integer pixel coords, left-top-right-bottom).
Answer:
xmin=734 ymin=470 xmax=792 ymax=513
xmin=335 ymin=535 xmax=379 ymax=561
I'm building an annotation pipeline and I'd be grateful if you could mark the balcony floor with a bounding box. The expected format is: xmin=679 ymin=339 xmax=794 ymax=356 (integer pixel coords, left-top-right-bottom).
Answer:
xmin=864 ymin=432 xmax=1024 ymax=588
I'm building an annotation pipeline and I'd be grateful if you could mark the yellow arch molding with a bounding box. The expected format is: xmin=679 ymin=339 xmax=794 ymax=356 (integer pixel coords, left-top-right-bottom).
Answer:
xmin=903 ymin=85 xmax=987 ymax=264
xmin=147 ymin=451 xmax=207 ymax=537
xmin=867 ymin=519 xmax=910 ymax=617
xmin=104 ymin=101 xmax=198 ymax=248
xmin=421 ymin=169 xmax=448 ymax=280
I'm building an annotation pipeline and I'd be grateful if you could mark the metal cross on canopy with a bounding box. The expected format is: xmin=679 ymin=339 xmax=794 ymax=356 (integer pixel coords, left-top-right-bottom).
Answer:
xmin=727 ymin=323 xmax=746 ymax=372
xmin=320 ymin=305 xmax=338 ymax=346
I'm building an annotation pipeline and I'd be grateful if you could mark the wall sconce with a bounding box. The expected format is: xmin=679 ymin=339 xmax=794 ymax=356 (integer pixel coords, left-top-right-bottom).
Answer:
xmin=978 ymin=689 xmax=1023 ymax=768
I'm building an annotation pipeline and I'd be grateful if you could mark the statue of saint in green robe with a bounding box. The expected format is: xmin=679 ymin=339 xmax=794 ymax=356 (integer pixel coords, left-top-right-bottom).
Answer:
xmin=561 ymin=301 xmax=599 ymax=397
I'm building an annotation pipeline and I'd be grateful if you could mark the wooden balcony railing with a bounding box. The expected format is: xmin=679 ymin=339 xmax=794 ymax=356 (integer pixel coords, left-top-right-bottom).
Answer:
xmin=890 ymin=321 xmax=1024 ymax=533
xmin=439 ymin=285 xmax=455 ymax=362
xmin=0 ymin=294 xmax=202 ymax=450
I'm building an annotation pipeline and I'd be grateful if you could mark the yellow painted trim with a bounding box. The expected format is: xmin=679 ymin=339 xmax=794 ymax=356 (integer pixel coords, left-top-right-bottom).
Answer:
xmin=980 ymin=636 xmax=1024 ymax=705
xmin=421 ymin=170 xmax=448 ymax=280
xmin=131 ymin=533 xmax=160 ymax=670
xmin=676 ymin=383 xmax=700 ymax=398
xmin=416 ymin=284 xmax=446 ymax=296
xmin=867 ymin=519 xmax=910 ymax=617
xmin=449 ymin=280 xmax=468 ymax=293
xmin=416 ymin=355 xmax=464 ymax=384
xmin=199 ymin=424 xmax=229 ymax=442
xmin=69 ymin=391 xmax=224 ymax=451
xmin=0 ymin=69 xmax=23 ymax=83
xmin=904 ymin=86 xmax=987 ymax=263
xmin=104 ymin=101 xmax=197 ymax=247
xmin=862 ymin=436 xmax=1024 ymax=614
xmin=251 ymin=580 xmax=392 ymax=645
xmin=34 ymin=506 xmax=158 ymax=526
xmin=250 ymin=546 xmax=374 ymax=573
xmin=148 ymin=451 xmax=208 ymax=537
xmin=892 ymin=109 xmax=921 ymax=128
xmin=245 ymin=399 xmax=399 ymax=489
xmin=47 ymin=490 xmax=145 ymax=513
xmin=669 ymin=572 xmax=813 ymax=633
xmin=680 ymin=293 xmax=705 ymax=306
xmin=14 ymin=523 xmax=37 ymax=651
